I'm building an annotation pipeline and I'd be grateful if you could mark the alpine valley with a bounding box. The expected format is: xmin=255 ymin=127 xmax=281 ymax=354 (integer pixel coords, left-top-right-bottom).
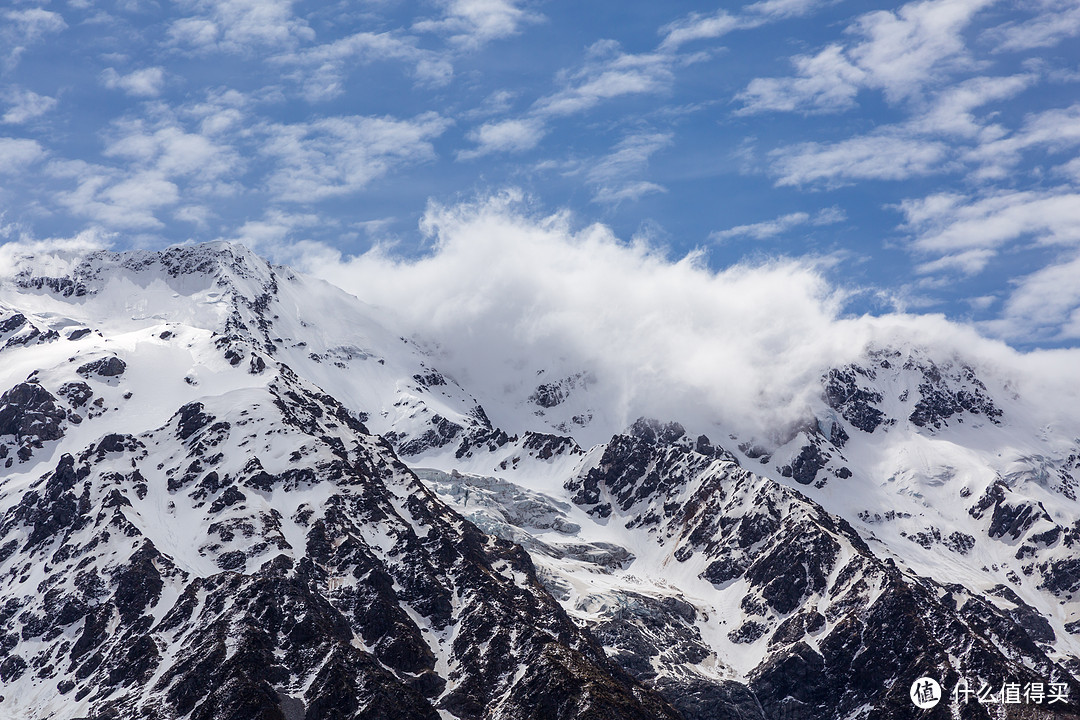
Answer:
xmin=1 ymin=242 xmax=1079 ymax=720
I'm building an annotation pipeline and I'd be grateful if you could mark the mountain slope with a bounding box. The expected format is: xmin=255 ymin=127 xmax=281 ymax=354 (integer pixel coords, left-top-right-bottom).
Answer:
xmin=0 ymin=244 xmax=676 ymax=720
xmin=2 ymin=241 xmax=1079 ymax=719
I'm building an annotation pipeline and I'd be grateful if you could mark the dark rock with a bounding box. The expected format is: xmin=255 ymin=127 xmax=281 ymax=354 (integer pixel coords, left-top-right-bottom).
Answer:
xmin=76 ymin=357 xmax=126 ymax=378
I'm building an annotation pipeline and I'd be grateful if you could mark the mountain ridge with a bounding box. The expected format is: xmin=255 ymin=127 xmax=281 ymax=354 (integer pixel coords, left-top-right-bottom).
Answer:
xmin=2 ymin=241 xmax=1079 ymax=719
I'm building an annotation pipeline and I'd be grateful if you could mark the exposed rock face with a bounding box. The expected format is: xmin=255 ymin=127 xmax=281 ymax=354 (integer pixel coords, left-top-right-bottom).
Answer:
xmin=823 ymin=366 xmax=886 ymax=433
xmin=3 ymin=242 xmax=1079 ymax=720
xmin=76 ymin=356 xmax=127 ymax=378
xmin=0 ymin=371 xmax=677 ymax=720
xmin=0 ymin=381 xmax=70 ymax=465
xmin=563 ymin=420 xmax=1080 ymax=720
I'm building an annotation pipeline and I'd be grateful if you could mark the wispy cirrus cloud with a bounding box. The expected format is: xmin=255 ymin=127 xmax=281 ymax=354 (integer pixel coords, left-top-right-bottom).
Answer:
xmin=586 ymin=132 xmax=672 ymax=204
xmin=770 ymin=132 xmax=951 ymax=186
xmin=910 ymin=74 xmax=1034 ymax=138
xmin=659 ymin=0 xmax=832 ymax=50
xmin=533 ymin=41 xmax=676 ymax=117
xmin=964 ymin=103 xmax=1080 ymax=179
xmin=275 ymin=32 xmax=454 ymax=101
xmin=711 ymin=206 xmax=845 ymax=241
xmin=900 ymin=188 xmax=1080 ymax=258
xmin=986 ymin=0 xmax=1080 ymax=51
xmin=1 ymin=8 xmax=66 ymax=70
xmin=260 ymin=113 xmax=451 ymax=202
xmin=985 ymin=250 xmax=1080 ymax=341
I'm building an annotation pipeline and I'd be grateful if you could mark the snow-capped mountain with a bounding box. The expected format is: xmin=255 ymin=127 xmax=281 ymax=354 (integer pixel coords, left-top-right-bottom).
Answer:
xmin=1 ymin=242 xmax=1078 ymax=720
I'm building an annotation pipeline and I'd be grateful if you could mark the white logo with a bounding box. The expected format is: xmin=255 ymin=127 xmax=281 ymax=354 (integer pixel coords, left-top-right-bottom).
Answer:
xmin=911 ymin=677 xmax=942 ymax=709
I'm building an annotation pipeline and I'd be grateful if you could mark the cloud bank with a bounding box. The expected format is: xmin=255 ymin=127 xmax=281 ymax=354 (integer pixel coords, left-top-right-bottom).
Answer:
xmin=284 ymin=192 xmax=1080 ymax=441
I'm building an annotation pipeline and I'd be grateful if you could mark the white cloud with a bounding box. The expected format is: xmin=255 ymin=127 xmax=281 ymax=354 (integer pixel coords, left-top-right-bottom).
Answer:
xmin=984 ymin=251 xmax=1080 ymax=341
xmin=1 ymin=8 xmax=66 ymax=69
xmin=534 ymin=42 xmax=674 ymax=117
xmin=458 ymin=117 xmax=546 ymax=160
xmin=223 ymin=209 xmax=324 ymax=251
xmin=912 ymin=74 xmax=1034 ymax=138
xmin=770 ymin=133 xmax=950 ymax=185
xmin=914 ymin=247 xmax=996 ymax=275
xmin=169 ymin=0 xmax=314 ymax=53
xmin=988 ymin=0 xmax=1080 ymax=51
xmin=103 ymin=119 xmax=242 ymax=190
xmin=55 ymin=167 xmax=181 ymax=230
xmin=848 ymin=0 xmax=992 ymax=101
xmin=0 ymin=230 xmax=111 ymax=281
xmin=737 ymin=0 xmax=994 ymax=113
xmin=659 ymin=0 xmax=829 ymax=51
xmin=899 ymin=188 xmax=1080 ymax=255
xmin=659 ymin=10 xmax=744 ymax=51
xmin=413 ymin=0 xmax=542 ymax=49
xmin=1058 ymin=156 xmax=1080 ymax=183
xmin=276 ymin=32 xmax=453 ymax=101
xmin=713 ymin=212 xmax=811 ymax=241
xmin=278 ymin=192 xmax=1080 ymax=442
xmin=261 ymin=113 xmax=451 ymax=202
xmin=43 ymin=112 xmax=244 ymax=231
xmin=711 ymin=206 xmax=845 ymax=241
xmin=3 ymin=8 xmax=67 ymax=41
xmin=101 ymin=67 xmax=166 ymax=98
xmin=744 ymin=0 xmax=833 ymax=19
xmin=965 ymin=102 xmax=1080 ymax=178
xmin=736 ymin=45 xmax=866 ymax=114
xmin=586 ymin=132 xmax=672 ymax=204
xmin=2 ymin=87 xmax=58 ymax=124
xmin=0 ymin=137 xmax=44 ymax=172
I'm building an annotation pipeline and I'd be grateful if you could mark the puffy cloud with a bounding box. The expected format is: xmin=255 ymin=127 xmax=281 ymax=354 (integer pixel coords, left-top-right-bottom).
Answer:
xmin=458 ymin=118 xmax=546 ymax=159
xmin=103 ymin=119 xmax=242 ymax=190
xmin=260 ymin=113 xmax=451 ymax=202
xmin=282 ymin=192 xmax=1080 ymax=442
xmin=101 ymin=67 xmax=167 ymax=98
xmin=0 ymin=137 xmax=44 ymax=173
xmin=414 ymin=0 xmax=543 ymax=49
xmin=169 ymin=0 xmax=314 ymax=53
xmin=736 ymin=45 xmax=866 ymax=114
xmin=0 ymin=230 xmax=111 ymax=281
xmin=659 ymin=0 xmax=830 ymax=51
xmin=737 ymin=0 xmax=994 ymax=113
xmin=964 ymin=103 xmax=1080 ymax=178
xmin=54 ymin=167 xmax=180 ymax=230
xmin=2 ymin=87 xmax=58 ymax=124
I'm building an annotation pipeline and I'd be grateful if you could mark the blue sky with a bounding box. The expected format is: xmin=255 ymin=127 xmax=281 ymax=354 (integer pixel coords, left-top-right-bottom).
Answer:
xmin=2 ymin=0 xmax=1080 ymax=347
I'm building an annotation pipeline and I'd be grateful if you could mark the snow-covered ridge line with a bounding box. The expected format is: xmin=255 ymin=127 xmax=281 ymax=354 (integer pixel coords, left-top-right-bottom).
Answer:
xmin=2 ymin=241 xmax=1079 ymax=720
